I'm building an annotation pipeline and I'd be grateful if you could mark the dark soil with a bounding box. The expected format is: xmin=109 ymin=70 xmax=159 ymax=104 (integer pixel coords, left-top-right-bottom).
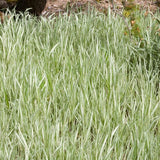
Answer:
xmin=16 ymin=0 xmax=47 ymax=16
xmin=42 ymin=0 xmax=160 ymax=17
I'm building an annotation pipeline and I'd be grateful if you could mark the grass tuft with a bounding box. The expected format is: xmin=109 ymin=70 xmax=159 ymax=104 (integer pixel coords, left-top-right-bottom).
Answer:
xmin=0 ymin=11 xmax=159 ymax=159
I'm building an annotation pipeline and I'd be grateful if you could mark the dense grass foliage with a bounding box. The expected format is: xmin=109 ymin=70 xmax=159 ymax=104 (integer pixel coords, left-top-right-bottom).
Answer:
xmin=0 ymin=11 xmax=159 ymax=159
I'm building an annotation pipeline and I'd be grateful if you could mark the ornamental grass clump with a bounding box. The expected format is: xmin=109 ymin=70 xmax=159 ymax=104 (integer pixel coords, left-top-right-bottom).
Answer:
xmin=0 ymin=10 xmax=159 ymax=160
